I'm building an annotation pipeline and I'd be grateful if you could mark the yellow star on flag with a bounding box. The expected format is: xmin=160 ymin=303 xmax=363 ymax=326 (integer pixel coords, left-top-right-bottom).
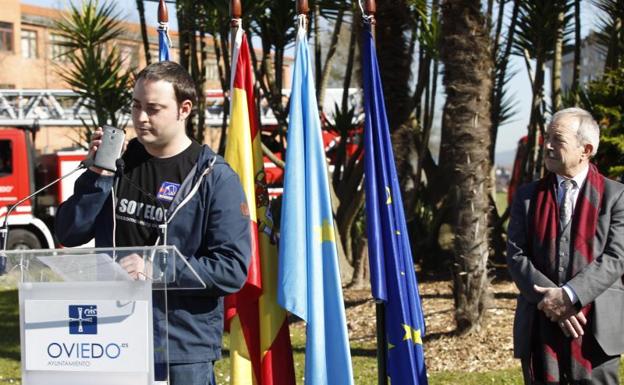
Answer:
xmin=385 ymin=186 xmax=392 ymax=205
xmin=314 ymin=219 xmax=336 ymax=244
xmin=402 ymin=324 xmax=422 ymax=345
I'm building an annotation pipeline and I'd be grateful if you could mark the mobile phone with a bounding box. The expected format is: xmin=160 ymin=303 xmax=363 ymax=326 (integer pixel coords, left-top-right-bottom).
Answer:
xmin=93 ymin=125 xmax=125 ymax=172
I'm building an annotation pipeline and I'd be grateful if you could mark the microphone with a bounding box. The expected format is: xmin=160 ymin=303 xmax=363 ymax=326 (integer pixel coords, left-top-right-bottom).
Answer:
xmin=0 ymin=161 xmax=90 ymax=273
xmin=113 ymin=158 xmax=125 ymax=196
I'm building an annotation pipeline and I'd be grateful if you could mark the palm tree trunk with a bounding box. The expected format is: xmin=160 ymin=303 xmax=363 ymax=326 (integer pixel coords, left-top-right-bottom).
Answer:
xmin=318 ymin=7 xmax=345 ymax=110
xmin=341 ymin=14 xmax=358 ymax=113
xmin=489 ymin=0 xmax=519 ymax=163
xmin=196 ymin=27 xmax=207 ymax=145
xmin=440 ymin=0 xmax=493 ymax=335
xmin=176 ymin=1 xmax=191 ymax=72
xmin=135 ymin=0 xmax=151 ymax=65
xmin=376 ymin=0 xmax=413 ymax=131
xmin=571 ymin=0 xmax=581 ymax=102
xmin=604 ymin=16 xmax=623 ymax=72
xmin=552 ymin=10 xmax=564 ymax=111
xmin=526 ymin=52 xmax=546 ymax=182
xmin=314 ymin=5 xmax=322 ymax=102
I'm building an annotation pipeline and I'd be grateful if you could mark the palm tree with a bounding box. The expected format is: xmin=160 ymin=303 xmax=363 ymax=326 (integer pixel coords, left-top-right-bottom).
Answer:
xmin=439 ymin=0 xmax=493 ymax=334
xmin=513 ymin=0 xmax=572 ymax=182
xmin=375 ymin=0 xmax=413 ymax=131
xmin=54 ymin=0 xmax=134 ymax=147
xmin=593 ymin=0 xmax=624 ymax=72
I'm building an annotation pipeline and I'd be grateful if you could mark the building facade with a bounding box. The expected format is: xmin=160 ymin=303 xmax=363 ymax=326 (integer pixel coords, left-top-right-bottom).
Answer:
xmin=558 ymin=31 xmax=608 ymax=92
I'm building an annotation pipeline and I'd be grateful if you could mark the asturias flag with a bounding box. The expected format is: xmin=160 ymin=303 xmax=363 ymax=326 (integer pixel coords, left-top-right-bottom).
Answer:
xmin=224 ymin=27 xmax=296 ymax=385
xmin=158 ymin=24 xmax=170 ymax=61
xmin=362 ymin=21 xmax=429 ymax=385
xmin=277 ymin=19 xmax=355 ymax=385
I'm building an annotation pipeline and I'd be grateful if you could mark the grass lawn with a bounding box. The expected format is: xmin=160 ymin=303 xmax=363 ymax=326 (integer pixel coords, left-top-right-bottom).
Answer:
xmin=214 ymin=326 xmax=524 ymax=385
xmin=495 ymin=191 xmax=508 ymax=214
xmin=0 ymin=289 xmax=20 ymax=385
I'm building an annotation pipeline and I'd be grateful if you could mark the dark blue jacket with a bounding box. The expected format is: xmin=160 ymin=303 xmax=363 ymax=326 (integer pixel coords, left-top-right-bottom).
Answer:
xmin=55 ymin=144 xmax=251 ymax=363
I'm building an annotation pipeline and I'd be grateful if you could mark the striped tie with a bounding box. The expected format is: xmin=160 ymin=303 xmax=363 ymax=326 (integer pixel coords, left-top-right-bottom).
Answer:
xmin=560 ymin=179 xmax=574 ymax=227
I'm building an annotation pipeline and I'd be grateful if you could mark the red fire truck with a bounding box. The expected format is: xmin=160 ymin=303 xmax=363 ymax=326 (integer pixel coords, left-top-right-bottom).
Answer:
xmin=0 ymin=128 xmax=87 ymax=249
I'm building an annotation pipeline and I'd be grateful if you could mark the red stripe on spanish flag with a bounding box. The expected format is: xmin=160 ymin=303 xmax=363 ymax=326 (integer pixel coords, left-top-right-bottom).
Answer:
xmin=224 ymin=29 xmax=295 ymax=385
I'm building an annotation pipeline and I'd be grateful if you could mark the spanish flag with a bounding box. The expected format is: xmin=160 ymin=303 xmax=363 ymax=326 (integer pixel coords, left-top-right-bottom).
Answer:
xmin=224 ymin=26 xmax=296 ymax=385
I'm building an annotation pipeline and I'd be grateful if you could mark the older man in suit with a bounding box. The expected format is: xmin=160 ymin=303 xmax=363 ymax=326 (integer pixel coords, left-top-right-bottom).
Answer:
xmin=507 ymin=107 xmax=624 ymax=385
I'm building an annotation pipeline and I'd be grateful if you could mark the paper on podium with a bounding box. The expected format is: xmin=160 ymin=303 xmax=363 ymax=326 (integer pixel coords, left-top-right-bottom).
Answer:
xmin=37 ymin=253 xmax=132 ymax=282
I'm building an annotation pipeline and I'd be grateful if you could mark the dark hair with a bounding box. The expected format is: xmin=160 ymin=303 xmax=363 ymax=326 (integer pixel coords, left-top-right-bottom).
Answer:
xmin=136 ymin=61 xmax=197 ymax=107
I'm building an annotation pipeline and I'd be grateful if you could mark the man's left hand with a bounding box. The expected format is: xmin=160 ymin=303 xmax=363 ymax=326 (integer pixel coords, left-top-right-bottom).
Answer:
xmin=119 ymin=253 xmax=152 ymax=280
xmin=534 ymin=284 xmax=576 ymax=321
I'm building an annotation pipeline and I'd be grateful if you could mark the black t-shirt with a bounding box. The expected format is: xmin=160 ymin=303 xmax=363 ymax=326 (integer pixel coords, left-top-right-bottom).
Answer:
xmin=115 ymin=139 xmax=202 ymax=247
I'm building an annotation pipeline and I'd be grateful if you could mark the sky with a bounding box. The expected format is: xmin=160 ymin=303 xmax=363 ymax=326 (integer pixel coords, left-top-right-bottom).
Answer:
xmin=22 ymin=0 xmax=604 ymax=160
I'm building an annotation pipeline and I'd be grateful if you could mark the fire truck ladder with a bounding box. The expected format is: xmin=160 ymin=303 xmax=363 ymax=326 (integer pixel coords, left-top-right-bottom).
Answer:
xmin=0 ymin=89 xmax=282 ymax=127
xmin=0 ymin=89 xmax=93 ymax=127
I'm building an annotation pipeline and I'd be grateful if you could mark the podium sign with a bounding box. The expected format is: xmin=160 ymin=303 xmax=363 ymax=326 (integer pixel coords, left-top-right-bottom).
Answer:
xmin=24 ymin=299 xmax=149 ymax=372
xmin=2 ymin=246 xmax=206 ymax=385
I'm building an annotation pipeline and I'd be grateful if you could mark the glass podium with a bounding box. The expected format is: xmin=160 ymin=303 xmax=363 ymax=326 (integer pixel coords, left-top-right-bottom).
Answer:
xmin=0 ymin=246 xmax=205 ymax=385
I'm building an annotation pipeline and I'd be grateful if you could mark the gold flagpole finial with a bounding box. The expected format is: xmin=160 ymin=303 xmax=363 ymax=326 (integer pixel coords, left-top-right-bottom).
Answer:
xmin=158 ymin=0 xmax=168 ymax=24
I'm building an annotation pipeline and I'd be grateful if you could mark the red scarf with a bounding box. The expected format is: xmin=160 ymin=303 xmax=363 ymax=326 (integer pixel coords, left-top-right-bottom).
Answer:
xmin=528 ymin=164 xmax=607 ymax=384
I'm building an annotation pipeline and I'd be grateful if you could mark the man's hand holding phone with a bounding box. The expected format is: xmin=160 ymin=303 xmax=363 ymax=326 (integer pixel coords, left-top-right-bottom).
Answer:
xmin=88 ymin=126 xmax=126 ymax=175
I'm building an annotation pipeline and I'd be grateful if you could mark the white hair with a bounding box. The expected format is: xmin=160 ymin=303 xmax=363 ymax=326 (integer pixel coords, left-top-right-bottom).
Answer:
xmin=551 ymin=107 xmax=600 ymax=156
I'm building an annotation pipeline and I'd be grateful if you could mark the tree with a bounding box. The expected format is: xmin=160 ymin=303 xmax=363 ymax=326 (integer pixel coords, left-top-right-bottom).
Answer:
xmin=54 ymin=0 xmax=134 ymax=147
xmin=594 ymin=0 xmax=624 ymax=72
xmin=513 ymin=0 xmax=573 ymax=182
xmin=439 ymin=0 xmax=493 ymax=334
xmin=571 ymin=0 xmax=581 ymax=102
xmin=570 ymin=68 xmax=624 ymax=177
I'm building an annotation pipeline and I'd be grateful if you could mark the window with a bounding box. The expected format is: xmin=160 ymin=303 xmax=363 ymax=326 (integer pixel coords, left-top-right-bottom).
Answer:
xmin=49 ymin=33 xmax=70 ymax=60
xmin=0 ymin=22 xmax=13 ymax=52
xmin=0 ymin=140 xmax=13 ymax=177
xmin=21 ymin=29 xmax=37 ymax=59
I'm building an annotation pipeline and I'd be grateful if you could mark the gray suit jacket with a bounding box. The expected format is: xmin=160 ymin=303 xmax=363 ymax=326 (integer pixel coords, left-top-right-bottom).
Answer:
xmin=507 ymin=176 xmax=624 ymax=358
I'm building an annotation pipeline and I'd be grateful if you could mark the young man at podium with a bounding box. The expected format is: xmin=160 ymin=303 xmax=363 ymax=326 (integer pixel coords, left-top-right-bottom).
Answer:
xmin=55 ymin=61 xmax=251 ymax=385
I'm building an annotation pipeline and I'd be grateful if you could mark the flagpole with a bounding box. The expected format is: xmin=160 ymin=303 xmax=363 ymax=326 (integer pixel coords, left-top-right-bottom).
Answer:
xmin=363 ymin=4 xmax=388 ymax=385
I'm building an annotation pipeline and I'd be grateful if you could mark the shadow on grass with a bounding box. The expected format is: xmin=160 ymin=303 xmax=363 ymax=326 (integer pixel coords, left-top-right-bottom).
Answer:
xmin=423 ymin=330 xmax=457 ymax=342
xmin=493 ymin=291 xmax=518 ymax=299
xmin=344 ymin=298 xmax=374 ymax=308
xmin=0 ymin=289 xmax=20 ymax=361
xmin=420 ymin=293 xmax=453 ymax=299
xmin=223 ymin=346 xmax=378 ymax=358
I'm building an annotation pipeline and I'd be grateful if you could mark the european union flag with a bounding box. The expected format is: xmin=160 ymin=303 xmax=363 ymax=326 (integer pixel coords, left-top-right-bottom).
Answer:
xmin=158 ymin=27 xmax=170 ymax=62
xmin=362 ymin=22 xmax=429 ymax=385
xmin=277 ymin=19 xmax=354 ymax=385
